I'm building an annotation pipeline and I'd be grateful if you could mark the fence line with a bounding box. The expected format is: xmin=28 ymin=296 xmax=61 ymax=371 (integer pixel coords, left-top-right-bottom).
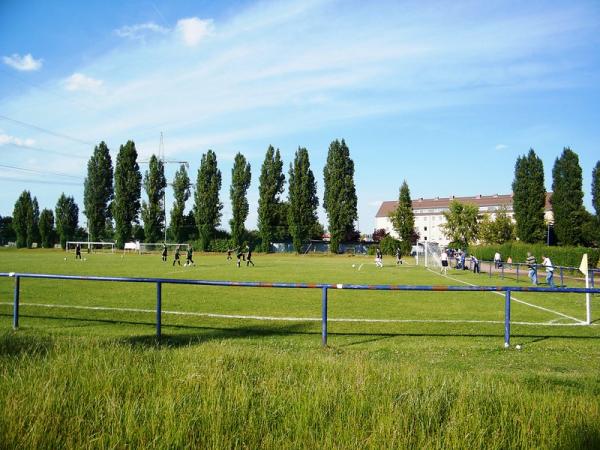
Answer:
xmin=1 ymin=272 xmax=599 ymax=347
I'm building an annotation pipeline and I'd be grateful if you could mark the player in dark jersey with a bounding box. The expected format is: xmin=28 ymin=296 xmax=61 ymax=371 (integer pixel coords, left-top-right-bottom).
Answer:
xmin=161 ymin=244 xmax=167 ymax=262
xmin=185 ymin=246 xmax=195 ymax=267
xmin=236 ymin=248 xmax=244 ymax=267
xmin=246 ymin=246 xmax=254 ymax=266
xmin=172 ymin=246 xmax=181 ymax=266
xmin=75 ymin=243 xmax=82 ymax=260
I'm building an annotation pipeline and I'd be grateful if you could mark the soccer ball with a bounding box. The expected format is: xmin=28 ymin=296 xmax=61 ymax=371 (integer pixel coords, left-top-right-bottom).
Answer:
xmin=352 ymin=264 xmax=356 ymax=268
xmin=64 ymin=257 xmax=67 ymax=261
xmin=516 ymin=344 xmax=522 ymax=350
xmin=83 ymin=258 xmax=87 ymax=261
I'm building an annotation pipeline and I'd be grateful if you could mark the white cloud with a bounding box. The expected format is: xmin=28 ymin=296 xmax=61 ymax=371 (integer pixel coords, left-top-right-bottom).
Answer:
xmin=114 ymin=22 xmax=169 ymax=40
xmin=0 ymin=133 xmax=35 ymax=147
xmin=495 ymin=144 xmax=508 ymax=150
xmin=2 ymin=53 xmax=42 ymax=71
xmin=63 ymin=73 xmax=103 ymax=92
xmin=176 ymin=17 xmax=214 ymax=47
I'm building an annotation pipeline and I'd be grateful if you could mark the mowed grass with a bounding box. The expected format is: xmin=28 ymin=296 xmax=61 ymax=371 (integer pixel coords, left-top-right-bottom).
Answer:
xmin=1 ymin=248 xmax=599 ymax=449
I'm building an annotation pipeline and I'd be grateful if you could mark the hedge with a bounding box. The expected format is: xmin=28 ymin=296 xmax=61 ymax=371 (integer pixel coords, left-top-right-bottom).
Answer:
xmin=470 ymin=242 xmax=599 ymax=269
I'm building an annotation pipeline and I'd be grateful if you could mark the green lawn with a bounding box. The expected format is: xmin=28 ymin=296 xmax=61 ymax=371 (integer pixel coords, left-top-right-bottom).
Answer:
xmin=1 ymin=248 xmax=599 ymax=448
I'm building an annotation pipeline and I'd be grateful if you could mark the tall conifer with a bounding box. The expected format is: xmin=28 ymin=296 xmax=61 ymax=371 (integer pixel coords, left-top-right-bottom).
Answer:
xmin=194 ymin=150 xmax=222 ymax=251
xmin=170 ymin=164 xmax=191 ymax=243
xmin=390 ymin=180 xmax=415 ymax=254
xmin=141 ymin=155 xmax=167 ymax=243
xmin=55 ymin=193 xmax=79 ymax=249
xmin=258 ymin=145 xmax=285 ymax=252
xmin=592 ymin=161 xmax=600 ymax=219
xmin=512 ymin=149 xmax=546 ymax=243
xmin=84 ymin=141 xmax=114 ymax=241
xmin=113 ymin=141 xmax=142 ymax=248
xmin=288 ymin=147 xmax=318 ymax=252
xmin=229 ymin=153 xmax=252 ymax=247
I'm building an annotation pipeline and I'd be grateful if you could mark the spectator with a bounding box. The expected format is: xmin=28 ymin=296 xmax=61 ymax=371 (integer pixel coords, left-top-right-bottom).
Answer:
xmin=542 ymin=254 xmax=555 ymax=288
xmin=526 ymin=252 xmax=537 ymax=285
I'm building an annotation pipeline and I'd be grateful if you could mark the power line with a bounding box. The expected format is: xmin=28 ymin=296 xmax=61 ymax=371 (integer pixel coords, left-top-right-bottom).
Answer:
xmin=0 ymin=114 xmax=94 ymax=147
xmin=0 ymin=163 xmax=83 ymax=180
xmin=0 ymin=176 xmax=82 ymax=186
xmin=1 ymin=142 xmax=87 ymax=160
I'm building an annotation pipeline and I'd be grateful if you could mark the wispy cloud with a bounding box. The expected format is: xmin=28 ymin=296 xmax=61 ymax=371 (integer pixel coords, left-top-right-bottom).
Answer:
xmin=2 ymin=53 xmax=43 ymax=71
xmin=114 ymin=22 xmax=169 ymax=41
xmin=495 ymin=144 xmax=508 ymax=150
xmin=0 ymin=132 xmax=35 ymax=147
xmin=63 ymin=73 xmax=103 ymax=92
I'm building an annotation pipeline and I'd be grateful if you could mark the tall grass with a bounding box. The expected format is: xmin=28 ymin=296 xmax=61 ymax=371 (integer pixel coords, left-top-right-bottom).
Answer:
xmin=1 ymin=331 xmax=599 ymax=449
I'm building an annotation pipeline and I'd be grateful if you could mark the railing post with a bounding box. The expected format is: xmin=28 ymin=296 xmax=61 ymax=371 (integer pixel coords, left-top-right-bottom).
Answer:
xmin=321 ymin=287 xmax=328 ymax=347
xmin=516 ymin=264 xmax=519 ymax=283
xmin=591 ymin=270 xmax=595 ymax=289
xmin=13 ymin=275 xmax=20 ymax=330
xmin=156 ymin=282 xmax=162 ymax=340
xmin=504 ymin=289 xmax=511 ymax=348
xmin=560 ymin=267 xmax=564 ymax=288
xmin=489 ymin=261 xmax=492 ymax=278
xmin=501 ymin=264 xmax=504 ymax=280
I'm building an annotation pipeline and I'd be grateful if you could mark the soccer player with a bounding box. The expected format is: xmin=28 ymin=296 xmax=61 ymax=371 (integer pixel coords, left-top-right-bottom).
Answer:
xmin=185 ymin=246 xmax=195 ymax=267
xmin=246 ymin=246 xmax=254 ymax=267
xmin=395 ymin=247 xmax=403 ymax=265
xmin=173 ymin=246 xmax=181 ymax=266
xmin=75 ymin=243 xmax=82 ymax=260
xmin=375 ymin=247 xmax=383 ymax=268
xmin=440 ymin=249 xmax=448 ymax=275
xmin=227 ymin=248 xmax=233 ymax=260
xmin=161 ymin=244 xmax=167 ymax=262
xmin=236 ymin=248 xmax=244 ymax=267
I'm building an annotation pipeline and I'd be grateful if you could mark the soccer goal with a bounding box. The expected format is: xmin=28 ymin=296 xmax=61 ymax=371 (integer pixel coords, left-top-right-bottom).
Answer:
xmin=66 ymin=241 xmax=116 ymax=253
xmin=139 ymin=242 xmax=191 ymax=254
xmin=415 ymin=241 xmax=442 ymax=268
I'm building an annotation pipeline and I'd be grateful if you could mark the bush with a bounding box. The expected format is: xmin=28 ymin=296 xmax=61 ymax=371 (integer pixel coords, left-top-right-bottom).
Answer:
xmin=470 ymin=242 xmax=599 ymax=269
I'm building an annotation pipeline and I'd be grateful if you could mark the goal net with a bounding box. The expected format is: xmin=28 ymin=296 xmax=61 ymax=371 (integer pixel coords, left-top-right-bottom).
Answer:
xmin=139 ymin=242 xmax=191 ymax=254
xmin=415 ymin=241 xmax=442 ymax=268
xmin=66 ymin=241 xmax=115 ymax=253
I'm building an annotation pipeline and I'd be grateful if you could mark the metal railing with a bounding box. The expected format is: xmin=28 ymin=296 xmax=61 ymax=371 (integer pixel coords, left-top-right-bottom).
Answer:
xmin=2 ymin=272 xmax=599 ymax=347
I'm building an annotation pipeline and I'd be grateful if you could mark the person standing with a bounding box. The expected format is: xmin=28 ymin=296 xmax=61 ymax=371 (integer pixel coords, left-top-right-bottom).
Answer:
xmin=494 ymin=251 xmax=502 ymax=269
xmin=440 ymin=249 xmax=449 ymax=275
xmin=471 ymin=255 xmax=480 ymax=274
xmin=172 ymin=246 xmax=181 ymax=266
xmin=526 ymin=252 xmax=537 ymax=285
xmin=395 ymin=247 xmax=403 ymax=265
xmin=75 ymin=243 xmax=82 ymax=260
xmin=161 ymin=244 xmax=167 ymax=262
xmin=542 ymin=254 xmax=555 ymax=288
xmin=236 ymin=248 xmax=244 ymax=267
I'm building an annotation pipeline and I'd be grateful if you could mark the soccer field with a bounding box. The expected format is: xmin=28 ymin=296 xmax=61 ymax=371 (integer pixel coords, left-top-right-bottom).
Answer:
xmin=1 ymin=248 xmax=599 ymax=448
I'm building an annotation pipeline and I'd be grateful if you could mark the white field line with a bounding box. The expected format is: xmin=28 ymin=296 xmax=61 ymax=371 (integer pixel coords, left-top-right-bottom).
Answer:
xmin=0 ymin=302 xmax=594 ymax=326
xmin=427 ymin=268 xmax=585 ymax=324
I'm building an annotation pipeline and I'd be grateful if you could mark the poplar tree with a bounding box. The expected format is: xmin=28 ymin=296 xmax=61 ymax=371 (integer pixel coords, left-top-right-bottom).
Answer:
xmin=84 ymin=141 xmax=113 ymax=241
xmin=55 ymin=193 xmax=79 ymax=249
xmin=39 ymin=208 xmax=55 ymax=248
xmin=390 ymin=180 xmax=415 ymax=254
xmin=170 ymin=164 xmax=191 ymax=243
xmin=288 ymin=147 xmax=318 ymax=252
xmin=194 ymin=150 xmax=222 ymax=251
xmin=229 ymin=153 xmax=252 ymax=247
xmin=323 ymin=139 xmax=358 ymax=253
xmin=141 ymin=155 xmax=167 ymax=243
xmin=12 ymin=190 xmax=33 ymax=248
xmin=113 ymin=140 xmax=142 ymax=248
xmin=551 ymin=147 xmax=586 ymax=245
xmin=258 ymin=145 xmax=285 ymax=252
xmin=512 ymin=149 xmax=546 ymax=243
xmin=592 ymin=161 xmax=600 ymax=218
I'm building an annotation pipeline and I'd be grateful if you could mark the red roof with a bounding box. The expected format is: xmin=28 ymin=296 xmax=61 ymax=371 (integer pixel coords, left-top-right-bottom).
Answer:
xmin=376 ymin=193 xmax=552 ymax=217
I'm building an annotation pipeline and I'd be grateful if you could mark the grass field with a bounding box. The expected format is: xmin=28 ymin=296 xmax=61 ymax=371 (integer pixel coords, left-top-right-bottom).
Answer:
xmin=1 ymin=248 xmax=599 ymax=448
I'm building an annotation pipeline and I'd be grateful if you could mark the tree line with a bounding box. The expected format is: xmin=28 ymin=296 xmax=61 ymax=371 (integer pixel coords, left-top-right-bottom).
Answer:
xmin=6 ymin=139 xmax=359 ymax=253
xmin=387 ymin=147 xmax=600 ymax=250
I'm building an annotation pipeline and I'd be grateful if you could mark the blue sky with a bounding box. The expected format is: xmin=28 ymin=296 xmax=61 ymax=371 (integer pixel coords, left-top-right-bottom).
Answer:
xmin=1 ymin=0 xmax=599 ymax=233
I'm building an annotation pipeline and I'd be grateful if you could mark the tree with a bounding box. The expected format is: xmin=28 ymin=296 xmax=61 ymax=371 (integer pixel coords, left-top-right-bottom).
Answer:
xmin=258 ymin=145 xmax=285 ymax=252
xmin=194 ymin=150 xmax=222 ymax=251
xmin=141 ymin=154 xmax=167 ymax=243
xmin=38 ymin=208 xmax=55 ymax=248
xmin=390 ymin=180 xmax=415 ymax=254
xmin=288 ymin=147 xmax=319 ymax=252
xmin=323 ymin=139 xmax=358 ymax=253
xmin=440 ymin=200 xmax=479 ymax=249
xmin=170 ymin=164 xmax=191 ymax=243
xmin=551 ymin=147 xmax=586 ymax=246
xmin=12 ymin=190 xmax=33 ymax=248
xmin=113 ymin=140 xmax=142 ymax=248
xmin=592 ymin=160 xmax=600 ymax=218
xmin=83 ymin=141 xmax=114 ymax=241
xmin=477 ymin=206 xmax=515 ymax=244
xmin=229 ymin=153 xmax=252 ymax=247
xmin=27 ymin=197 xmax=40 ymax=248
xmin=0 ymin=216 xmax=16 ymax=245
xmin=512 ymin=149 xmax=546 ymax=243
xmin=55 ymin=193 xmax=79 ymax=249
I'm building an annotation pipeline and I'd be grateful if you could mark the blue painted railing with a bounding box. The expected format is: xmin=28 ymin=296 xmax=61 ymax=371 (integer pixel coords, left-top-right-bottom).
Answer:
xmin=1 ymin=272 xmax=599 ymax=347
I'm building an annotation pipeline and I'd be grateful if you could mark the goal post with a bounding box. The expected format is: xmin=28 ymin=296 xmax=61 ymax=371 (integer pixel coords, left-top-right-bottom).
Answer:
xmin=66 ymin=241 xmax=115 ymax=253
